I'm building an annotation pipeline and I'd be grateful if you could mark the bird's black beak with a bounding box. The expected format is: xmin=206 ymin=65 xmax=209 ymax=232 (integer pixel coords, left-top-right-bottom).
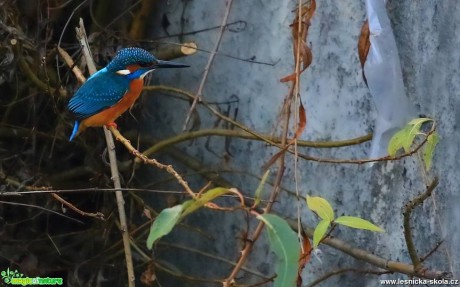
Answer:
xmin=156 ymin=59 xmax=189 ymax=69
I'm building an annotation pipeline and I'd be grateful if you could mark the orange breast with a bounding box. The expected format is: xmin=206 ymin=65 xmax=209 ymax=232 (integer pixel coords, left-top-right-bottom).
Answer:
xmin=80 ymin=79 xmax=144 ymax=129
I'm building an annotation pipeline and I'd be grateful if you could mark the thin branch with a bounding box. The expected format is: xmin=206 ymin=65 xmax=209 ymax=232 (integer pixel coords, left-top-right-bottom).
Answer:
xmin=108 ymin=126 xmax=196 ymax=199
xmin=145 ymin=85 xmax=439 ymax=165
xmin=0 ymin=171 xmax=84 ymax=224
xmin=153 ymin=42 xmax=198 ymax=61
xmin=137 ymin=127 xmax=372 ymax=159
xmin=307 ymin=268 xmax=391 ymax=287
xmin=50 ymin=193 xmax=105 ymax=220
xmin=403 ymin=177 xmax=439 ymax=271
xmin=15 ymin=44 xmax=67 ymax=97
xmin=75 ymin=18 xmax=135 ymax=287
xmin=182 ymin=0 xmax=234 ymax=131
xmin=223 ymin=56 xmax=293 ymax=287
xmin=154 ymin=262 xmax=223 ymax=285
xmin=0 ymin=200 xmax=83 ymax=224
xmin=295 ymin=123 xmax=437 ymax=164
xmin=285 ymin=218 xmax=451 ymax=280
xmin=158 ymin=242 xmax=270 ymax=279
xmin=57 ymin=46 xmax=86 ymax=83
xmin=420 ymin=240 xmax=444 ymax=263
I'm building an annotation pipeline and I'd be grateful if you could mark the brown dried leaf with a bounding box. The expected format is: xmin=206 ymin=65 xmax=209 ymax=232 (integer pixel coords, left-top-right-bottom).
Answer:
xmin=301 ymin=42 xmax=313 ymax=71
xmin=280 ymin=72 xmax=298 ymax=83
xmin=358 ymin=20 xmax=370 ymax=69
xmin=297 ymin=226 xmax=312 ymax=287
xmin=263 ymin=98 xmax=307 ymax=170
xmin=285 ymin=0 xmax=316 ymax=82
xmin=294 ymin=0 xmax=316 ymax=22
xmin=311 ymin=0 xmax=317 ymax=18
xmin=294 ymin=100 xmax=307 ymax=140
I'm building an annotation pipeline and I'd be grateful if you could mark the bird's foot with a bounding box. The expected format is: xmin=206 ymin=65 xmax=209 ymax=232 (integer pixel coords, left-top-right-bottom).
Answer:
xmin=105 ymin=122 xmax=118 ymax=129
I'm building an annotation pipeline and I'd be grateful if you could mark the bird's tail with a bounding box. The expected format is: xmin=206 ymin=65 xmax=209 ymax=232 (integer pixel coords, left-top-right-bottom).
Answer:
xmin=69 ymin=121 xmax=80 ymax=141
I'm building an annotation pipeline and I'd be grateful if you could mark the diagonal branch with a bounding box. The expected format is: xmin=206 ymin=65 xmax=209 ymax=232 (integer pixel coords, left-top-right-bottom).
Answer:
xmin=75 ymin=18 xmax=135 ymax=287
xmin=403 ymin=177 xmax=439 ymax=271
xmin=108 ymin=126 xmax=196 ymax=199
xmin=285 ymin=218 xmax=451 ymax=280
xmin=182 ymin=0 xmax=234 ymax=131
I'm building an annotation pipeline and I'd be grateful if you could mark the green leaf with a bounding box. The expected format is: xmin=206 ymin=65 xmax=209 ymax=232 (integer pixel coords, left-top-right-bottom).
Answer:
xmin=306 ymin=195 xmax=334 ymax=221
xmin=313 ymin=219 xmax=330 ymax=248
xmin=334 ymin=216 xmax=384 ymax=232
xmin=388 ymin=118 xmax=433 ymax=157
xmin=181 ymin=187 xmax=230 ymax=218
xmin=254 ymin=170 xmax=270 ymax=207
xmin=423 ymin=132 xmax=439 ymax=170
xmin=407 ymin=118 xmax=432 ymax=126
xmin=387 ymin=125 xmax=415 ymax=156
xmin=146 ymin=204 xmax=183 ymax=249
xmin=257 ymin=214 xmax=300 ymax=287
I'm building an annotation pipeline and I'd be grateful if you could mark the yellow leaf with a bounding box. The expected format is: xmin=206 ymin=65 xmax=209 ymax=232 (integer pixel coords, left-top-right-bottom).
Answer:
xmin=313 ymin=219 xmax=330 ymax=248
xmin=334 ymin=216 xmax=384 ymax=232
xmin=181 ymin=187 xmax=230 ymax=218
xmin=423 ymin=132 xmax=439 ymax=170
xmin=306 ymin=195 xmax=334 ymax=221
xmin=388 ymin=118 xmax=433 ymax=157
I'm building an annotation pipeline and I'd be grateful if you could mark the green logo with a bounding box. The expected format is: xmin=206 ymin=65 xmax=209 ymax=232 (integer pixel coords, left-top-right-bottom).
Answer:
xmin=1 ymin=268 xmax=23 ymax=284
xmin=1 ymin=268 xmax=63 ymax=286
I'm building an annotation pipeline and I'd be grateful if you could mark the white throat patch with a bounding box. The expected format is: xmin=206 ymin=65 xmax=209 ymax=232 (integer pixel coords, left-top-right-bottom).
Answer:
xmin=115 ymin=69 xmax=155 ymax=79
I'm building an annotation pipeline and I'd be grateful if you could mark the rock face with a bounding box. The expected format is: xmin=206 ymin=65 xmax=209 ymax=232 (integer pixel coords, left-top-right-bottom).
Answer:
xmin=146 ymin=1 xmax=459 ymax=286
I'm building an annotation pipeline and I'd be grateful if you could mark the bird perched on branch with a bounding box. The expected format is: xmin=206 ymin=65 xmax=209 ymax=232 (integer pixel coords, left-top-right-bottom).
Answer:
xmin=67 ymin=47 xmax=189 ymax=141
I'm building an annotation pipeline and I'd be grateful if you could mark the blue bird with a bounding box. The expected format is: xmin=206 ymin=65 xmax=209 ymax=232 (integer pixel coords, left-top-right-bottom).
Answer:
xmin=68 ymin=47 xmax=189 ymax=141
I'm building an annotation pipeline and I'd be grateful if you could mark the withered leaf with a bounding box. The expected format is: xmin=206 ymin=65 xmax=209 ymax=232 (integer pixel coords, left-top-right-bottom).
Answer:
xmin=280 ymin=72 xmax=297 ymax=83
xmin=358 ymin=20 xmax=370 ymax=69
xmin=263 ymin=98 xmax=307 ymax=170
xmin=297 ymin=225 xmax=312 ymax=287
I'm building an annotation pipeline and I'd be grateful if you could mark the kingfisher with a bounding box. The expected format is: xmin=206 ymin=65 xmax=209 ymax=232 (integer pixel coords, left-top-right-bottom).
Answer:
xmin=67 ymin=47 xmax=189 ymax=141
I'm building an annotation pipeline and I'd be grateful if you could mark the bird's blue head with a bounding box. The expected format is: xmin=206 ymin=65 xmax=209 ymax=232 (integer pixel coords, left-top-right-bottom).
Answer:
xmin=105 ymin=47 xmax=189 ymax=79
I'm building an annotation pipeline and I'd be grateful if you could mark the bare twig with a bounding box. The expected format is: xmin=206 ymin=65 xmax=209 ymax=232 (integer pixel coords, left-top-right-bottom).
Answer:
xmin=307 ymin=268 xmax=391 ymax=287
xmin=182 ymin=0 xmax=234 ymax=131
xmin=154 ymin=42 xmax=198 ymax=60
xmin=0 ymin=171 xmax=86 ymax=224
xmin=149 ymin=84 xmax=437 ymax=166
xmin=51 ymin=193 xmax=105 ymax=220
xmin=15 ymin=44 xmax=67 ymax=97
xmin=403 ymin=177 xmax=439 ymax=271
xmin=57 ymin=46 xmax=86 ymax=83
xmin=295 ymin=123 xmax=437 ymax=164
xmin=223 ymin=49 xmax=293 ymax=287
xmin=0 ymin=200 xmax=84 ymax=224
xmin=108 ymin=126 xmax=196 ymax=199
xmin=285 ymin=218 xmax=451 ymax=280
xmin=75 ymin=18 xmax=135 ymax=286
xmin=137 ymin=127 xmax=372 ymax=159
xmin=420 ymin=240 xmax=444 ymax=263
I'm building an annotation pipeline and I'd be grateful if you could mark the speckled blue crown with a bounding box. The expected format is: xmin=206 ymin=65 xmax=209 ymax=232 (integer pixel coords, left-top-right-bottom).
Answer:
xmin=105 ymin=47 xmax=157 ymax=71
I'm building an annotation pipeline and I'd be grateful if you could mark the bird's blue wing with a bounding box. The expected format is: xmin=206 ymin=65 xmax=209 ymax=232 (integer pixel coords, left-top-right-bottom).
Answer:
xmin=68 ymin=69 xmax=130 ymax=120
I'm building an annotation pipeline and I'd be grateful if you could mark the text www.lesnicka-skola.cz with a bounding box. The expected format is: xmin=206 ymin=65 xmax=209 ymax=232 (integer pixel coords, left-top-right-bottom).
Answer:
xmin=380 ymin=278 xmax=459 ymax=285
